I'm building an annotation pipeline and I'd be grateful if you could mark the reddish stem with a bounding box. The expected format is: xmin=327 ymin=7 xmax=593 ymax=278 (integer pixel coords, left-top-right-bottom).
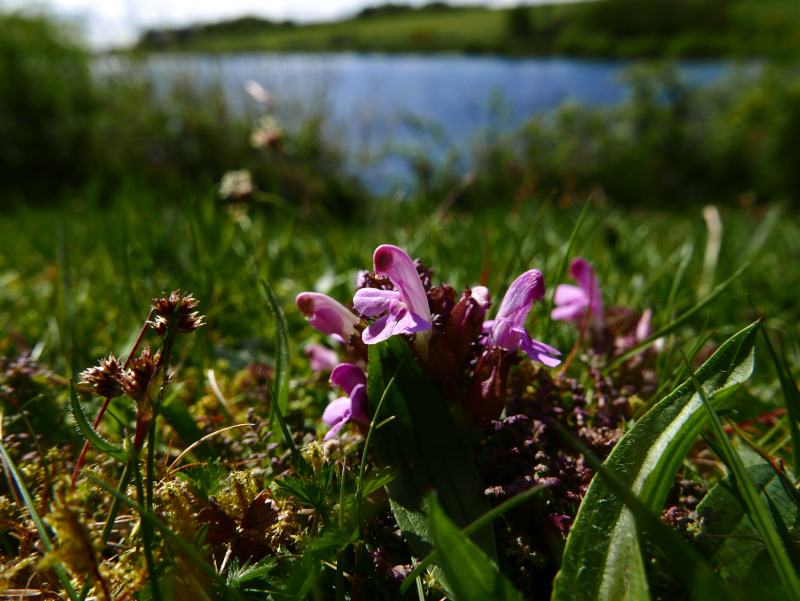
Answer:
xmin=70 ymin=308 xmax=154 ymax=489
xmin=723 ymin=407 xmax=787 ymax=435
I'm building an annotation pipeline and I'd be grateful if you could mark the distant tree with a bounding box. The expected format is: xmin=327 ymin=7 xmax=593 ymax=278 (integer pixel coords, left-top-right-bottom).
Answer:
xmin=356 ymin=4 xmax=413 ymax=19
xmin=507 ymin=5 xmax=533 ymax=39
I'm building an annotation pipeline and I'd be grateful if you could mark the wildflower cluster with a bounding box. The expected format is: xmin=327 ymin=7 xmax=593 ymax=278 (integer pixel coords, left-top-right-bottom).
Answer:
xmin=297 ymin=244 xmax=563 ymax=435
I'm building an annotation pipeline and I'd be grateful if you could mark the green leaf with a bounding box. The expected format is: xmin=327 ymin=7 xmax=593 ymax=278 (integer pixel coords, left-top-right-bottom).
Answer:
xmin=367 ymin=336 xmax=495 ymax=561
xmin=677 ymin=334 xmax=800 ymax=600
xmin=304 ymin=528 xmax=358 ymax=553
xmin=401 ymin=483 xmax=550 ymax=593
xmin=553 ymin=423 xmax=733 ymax=600
xmin=761 ymin=328 xmax=800 ymax=473
xmin=276 ymin=461 xmax=335 ymax=509
xmin=360 ymin=466 xmax=398 ymax=498
xmin=69 ymin=379 xmax=129 ymax=462
xmin=553 ymin=320 xmax=761 ymax=601
xmin=428 ymin=494 xmax=525 ymax=601
xmin=178 ymin=456 xmax=227 ymax=498
xmin=698 ymin=462 xmax=800 ymax=583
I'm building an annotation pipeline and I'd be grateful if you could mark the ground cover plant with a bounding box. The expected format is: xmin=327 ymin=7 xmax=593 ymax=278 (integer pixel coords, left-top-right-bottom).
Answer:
xmin=2 ymin=181 xmax=800 ymax=599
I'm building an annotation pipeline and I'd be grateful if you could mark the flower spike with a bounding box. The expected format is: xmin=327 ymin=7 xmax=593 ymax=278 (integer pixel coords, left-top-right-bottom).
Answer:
xmin=353 ymin=245 xmax=432 ymax=358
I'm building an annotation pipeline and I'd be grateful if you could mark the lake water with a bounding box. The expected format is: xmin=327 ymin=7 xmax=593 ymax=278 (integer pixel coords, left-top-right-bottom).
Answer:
xmin=103 ymin=53 xmax=757 ymax=191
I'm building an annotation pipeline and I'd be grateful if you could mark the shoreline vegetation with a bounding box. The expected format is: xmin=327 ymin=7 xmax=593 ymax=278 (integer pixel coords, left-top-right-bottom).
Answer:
xmin=132 ymin=0 xmax=800 ymax=59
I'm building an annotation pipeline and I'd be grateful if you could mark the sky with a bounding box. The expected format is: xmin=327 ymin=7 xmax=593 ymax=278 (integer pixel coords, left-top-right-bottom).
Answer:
xmin=6 ymin=0 xmax=538 ymax=48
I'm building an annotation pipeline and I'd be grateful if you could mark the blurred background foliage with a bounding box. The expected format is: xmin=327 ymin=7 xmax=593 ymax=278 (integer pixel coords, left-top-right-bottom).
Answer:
xmin=5 ymin=8 xmax=800 ymax=211
xmin=135 ymin=0 xmax=800 ymax=58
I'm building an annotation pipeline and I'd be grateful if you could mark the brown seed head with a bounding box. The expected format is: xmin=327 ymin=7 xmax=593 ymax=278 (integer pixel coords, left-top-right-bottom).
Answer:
xmin=79 ymin=355 xmax=124 ymax=399
xmin=119 ymin=347 xmax=160 ymax=402
xmin=150 ymin=290 xmax=205 ymax=337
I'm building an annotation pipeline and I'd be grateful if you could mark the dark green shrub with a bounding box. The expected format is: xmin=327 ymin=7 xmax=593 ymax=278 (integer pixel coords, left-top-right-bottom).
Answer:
xmin=0 ymin=13 xmax=96 ymax=199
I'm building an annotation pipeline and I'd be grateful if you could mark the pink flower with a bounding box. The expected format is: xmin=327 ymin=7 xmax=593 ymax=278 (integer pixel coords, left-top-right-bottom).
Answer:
xmin=551 ymin=258 xmax=603 ymax=324
xmin=296 ymin=292 xmax=361 ymax=344
xmin=322 ymin=364 xmax=368 ymax=440
xmin=304 ymin=343 xmax=340 ymax=371
xmin=484 ymin=270 xmax=561 ymax=367
xmin=353 ymin=245 xmax=432 ymax=358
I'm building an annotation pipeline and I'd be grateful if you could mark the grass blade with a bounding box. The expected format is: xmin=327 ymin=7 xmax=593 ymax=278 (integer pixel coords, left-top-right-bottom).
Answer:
xmin=261 ymin=280 xmax=290 ymax=435
xmin=760 ymin=327 xmax=800 ymax=475
xmin=427 ymin=493 xmax=525 ymax=601
xmin=400 ymin=483 xmax=550 ymax=593
xmin=0 ymin=438 xmax=80 ymax=601
xmin=544 ymin=197 xmax=591 ymax=337
xmin=676 ymin=334 xmax=800 ymax=600
xmin=607 ymin=260 xmax=751 ymax=371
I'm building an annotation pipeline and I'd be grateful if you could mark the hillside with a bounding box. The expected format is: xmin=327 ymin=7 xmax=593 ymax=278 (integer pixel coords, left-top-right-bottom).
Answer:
xmin=134 ymin=0 xmax=800 ymax=58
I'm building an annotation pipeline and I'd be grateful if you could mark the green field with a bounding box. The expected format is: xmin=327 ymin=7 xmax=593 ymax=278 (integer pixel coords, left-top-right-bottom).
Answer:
xmin=135 ymin=0 xmax=800 ymax=58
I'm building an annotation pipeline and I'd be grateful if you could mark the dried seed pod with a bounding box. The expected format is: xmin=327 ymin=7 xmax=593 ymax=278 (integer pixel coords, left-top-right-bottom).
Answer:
xmin=79 ymin=355 xmax=124 ymax=399
xmin=119 ymin=347 xmax=160 ymax=402
xmin=150 ymin=290 xmax=205 ymax=337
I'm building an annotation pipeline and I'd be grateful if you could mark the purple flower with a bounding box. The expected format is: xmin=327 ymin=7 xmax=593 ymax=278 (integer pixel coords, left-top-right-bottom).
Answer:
xmin=322 ymin=364 xmax=368 ymax=440
xmin=304 ymin=343 xmax=340 ymax=372
xmin=551 ymin=258 xmax=603 ymax=324
xmin=353 ymin=245 xmax=432 ymax=358
xmin=615 ymin=309 xmax=656 ymax=353
xmin=484 ymin=270 xmax=561 ymax=367
xmin=296 ymin=292 xmax=361 ymax=344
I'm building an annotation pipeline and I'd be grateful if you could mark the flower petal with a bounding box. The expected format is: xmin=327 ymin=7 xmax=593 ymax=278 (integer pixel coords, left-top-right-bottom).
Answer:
xmin=322 ymin=396 xmax=351 ymax=428
xmin=352 ymin=288 xmax=399 ymax=317
xmin=486 ymin=317 xmax=524 ymax=351
xmin=296 ymin=292 xmax=360 ymax=340
xmin=509 ymin=324 xmax=562 ymax=367
xmin=392 ymin=307 xmax=432 ymax=336
xmin=330 ymin=363 xmax=367 ymax=396
xmin=636 ymin=309 xmax=653 ymax=342
xmin=361 ymin=312 xmax=397 ymax=345
xmin=372 ymin=245 xmax=431 ymax=325
xmin=495 ymin=270 xmax=545 ymax=326
xmin=471 ymin=286 xmax=491 ymax=310
xmin=569 ymin=258 xmax=602 ymax=318
xmin=550 ymin=302 xmax=587 ymax=323
xmin=349 ymin=383 xmax=369 ymax=425
xmin=304 ymin=343 xmax=339 ymax=371
xmin=553 ymin=284 xmax=587 ymax=307
xmin=323 ymin=418 xmax=348 ymax=441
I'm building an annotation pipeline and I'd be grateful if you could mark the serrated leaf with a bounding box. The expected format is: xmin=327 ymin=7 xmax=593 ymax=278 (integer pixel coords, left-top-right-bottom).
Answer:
xmin=553 ymin=321 xmax=761 ymax=601
xmin=304 ymin=528 xmax=358 ymax=553
xmin=360 ymin=466 xmax=398 ymax=498
xmin=69 ymin=379 xmax=129 ymax=462
xmin=366 ymin=337 xmax=495 ymax=561
xmin=428 ymin=493 xmax=525 ymax=601
xmin=276 ymin=461 xmax=335 ymax=509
